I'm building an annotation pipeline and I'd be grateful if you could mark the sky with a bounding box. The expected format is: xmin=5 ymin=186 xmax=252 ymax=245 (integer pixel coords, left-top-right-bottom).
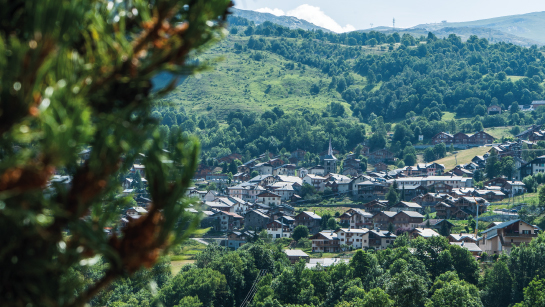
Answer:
xmin=234 ymin=0 xmax=545 ymax=33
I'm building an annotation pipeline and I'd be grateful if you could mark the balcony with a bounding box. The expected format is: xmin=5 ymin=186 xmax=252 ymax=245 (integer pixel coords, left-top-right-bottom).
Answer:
xmin=313 ymin=242 xmax=339 ymax=247
xmin=503 ymin=232 xmax=538 ymax=238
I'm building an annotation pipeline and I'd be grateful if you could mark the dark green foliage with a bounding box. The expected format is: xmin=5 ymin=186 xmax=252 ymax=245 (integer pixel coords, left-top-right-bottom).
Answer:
xmin=159 ymin=267 xmax=227 ymax=307
xmin=481 ymin=260 xmax=512 ymax=307
xmin=292 ymin=225 xmax=309 ymax=241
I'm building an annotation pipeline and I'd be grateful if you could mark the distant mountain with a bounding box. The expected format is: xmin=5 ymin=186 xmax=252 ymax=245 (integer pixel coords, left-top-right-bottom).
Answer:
xmin=231 ymin=8 xmax=329 ymax=32
xmin=358 ymin=26 xmax=541 ymax=47
xmin=413 ymin=11 xmax=545 ymax=44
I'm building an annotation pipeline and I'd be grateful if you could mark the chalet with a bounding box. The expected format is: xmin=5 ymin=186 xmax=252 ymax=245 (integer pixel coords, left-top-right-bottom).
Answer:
xmin=205 ymin=201 xmax=232 ymax=212
xmin=519 ymin=155 xmax=545 ymax=179
xmin=372 ymin=211 xmax=397 ymax=230
xmin=268 ymin=158 xmax=284 ymax=167
xmin=294 ymin=211 xmax=322 ymax=234
xmin=233 ymin=172 xmax=250 ymax=182
xmin=227 ymin=230 xmax=255 ymax=250
xmin=388 ymin=176 xmax=473 ymax=189
xmin=432 ymin=132 xmax=454 ymax=145
xmin=472 ymin=156 xmax=486 ymax=168
xmin=426 ymin=182 xmax=453 ymax=193
xmin=374 ymin=162 xmax=388 ymax=172
xmin=368 ymin=149 xmax=395 ymax=164
xmin=484 ymin=177 xmax=526 ymax=196
xmin=342 ymin=167 xmax=360 ymax=177
xmin=303 ymin=174 xmax=326 ymax=191
xmin=529 ymin=130 xmax=545 ymax=142
xmin=256 ymin=191 xmax=281 ymax=207
xmin=417 ymin=219 xmax=454 ymax=232
xmin=453 ymin=132 xmax=470 ymax=145
xmin=339 ymin=208 xmax=373 ymax=229
xmin=410 ymin=228 xmax=440 ymax=239
xmin=397 ymin=184 xmax=428 ymax=200
xmin=251 ymin=162 xmax=273 ymax=175
xmin=449 ymin=167 xmax=473 ymax=177
xmin=336 ymin=228 xmax=370 ymax=249
xmin=284 ymin=250 xmax=310 ymax=264
xmin=356 ymin=181 xmax=388 ymax=200
xmin=516 ymin=125 xmax=542 ymax=140
xmin=391 ymin=211 xmax=425 ymax=230
xmin=469 ymin=131 xmax=495 ymax=145
xmin=205 ymin=173 xmax=228 ymax=181
xmin=474 ymin=190 xmax=506 ymax=201
xmin=125 ymin=207 xmax=148 ymax=217
xmin=434 ymin=202 xmax=454 ymax=219
xmin=487 ymin=105 xmax=502 ymax=115
xmin=310 ymin=231 xmax=340 ymax=253
xmin=390 ymin=201 xmax=423 ymax=213
xmin=308 ymin=165 xmax=326 ymax=176
xmin=244 ymin=210 xmax=270 ymax=231
xmin=217 ymin=153 xmax=243 ymax=164
xmin=362 ymin=200 xmax=389 ymax=214
xmin=368 ymin=230 xmax=396 ymax=250
xmin=414 ymin=193 xmax=452 ymax=207
xmin=274 ymin=184 xmax=296 ymax=201
xmin=290 ymin=149 xmax=306 ymax=162
xmin=266 ymin=220 xmax=291 ymax=240
xmin=212 ymin=211 xmax=243 ymax=231
xmin=249 ymin=175 xmax=276 ymax=186
xmin=343 ymin=153 xmax=361 ymax=170
xmin=452 ymin=197 xmax=488 ymax=216
xmin=480 ymin=219 xmax=540 ymax=254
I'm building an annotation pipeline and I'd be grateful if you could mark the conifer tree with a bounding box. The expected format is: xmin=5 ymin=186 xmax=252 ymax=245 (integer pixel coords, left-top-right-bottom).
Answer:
xmin=0 ymin=0 xmax=231 ymax=306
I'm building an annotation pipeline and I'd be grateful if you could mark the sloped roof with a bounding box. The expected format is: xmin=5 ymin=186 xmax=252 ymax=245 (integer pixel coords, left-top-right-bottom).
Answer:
xmin=450 ymin=242 xmax=482 ymax=253
xmin=413 ymin=228 xmax=440 ymax=238
xmin=397 ymin=211 xmax=424 ymax=218
xmin=284 ymin=249 xmax=309 ymax=257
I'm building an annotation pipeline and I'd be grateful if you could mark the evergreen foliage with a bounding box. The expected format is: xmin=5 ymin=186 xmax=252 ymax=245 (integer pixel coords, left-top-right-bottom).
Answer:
xmin=0 ymin=0 xmax=231 ymax=305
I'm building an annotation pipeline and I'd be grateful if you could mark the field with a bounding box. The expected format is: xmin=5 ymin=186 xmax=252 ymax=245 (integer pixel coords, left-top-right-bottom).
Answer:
xmin=484 ymin=126 xmax=524 ymax=140
xmin=163 ymin=36 xmax=366 ymax=119
xmin=432 ymin=146 xmax=491 ymax=170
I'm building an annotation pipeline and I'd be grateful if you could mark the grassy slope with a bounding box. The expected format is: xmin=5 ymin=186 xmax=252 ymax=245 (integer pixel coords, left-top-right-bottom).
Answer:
xmin=165 ymin=36 xmax=365 ymax=119
xmin=433 ymin=146 xmax=491 ymax=170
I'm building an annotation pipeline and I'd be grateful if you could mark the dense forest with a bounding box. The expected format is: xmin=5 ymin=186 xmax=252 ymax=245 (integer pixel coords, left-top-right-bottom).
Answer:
xmin=154 ymin=16 xmax=545 ymax=162
xmin=78 ymin=234 xmax=545 ymax=307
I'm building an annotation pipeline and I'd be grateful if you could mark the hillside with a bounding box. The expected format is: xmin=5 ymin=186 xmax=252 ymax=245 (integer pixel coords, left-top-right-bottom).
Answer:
xmin=163 ymin=36 xmax=360 ymax=118
xmin=231 ymin=8 xmax=329 ymax=32
xmin=414 ymin=11 xmax=545 ymax=44
xmin=432 ymin=146 xmax=491 ymax=170
xmin=360 ymin=26 xmax=540 ymax=47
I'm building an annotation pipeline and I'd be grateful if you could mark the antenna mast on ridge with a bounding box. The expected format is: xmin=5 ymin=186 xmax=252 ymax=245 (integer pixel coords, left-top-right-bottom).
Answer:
xmin=393 ymin=18 xmax=395 ymax=30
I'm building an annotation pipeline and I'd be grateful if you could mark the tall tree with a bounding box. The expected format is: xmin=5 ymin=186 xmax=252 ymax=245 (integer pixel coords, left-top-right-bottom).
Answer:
xmin=0 ymin=0 xmax=232 ymax=306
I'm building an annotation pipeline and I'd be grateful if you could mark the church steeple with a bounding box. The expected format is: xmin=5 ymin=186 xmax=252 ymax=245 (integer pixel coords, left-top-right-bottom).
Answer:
xmin=328 ymin=138 xmax=333 ymax=156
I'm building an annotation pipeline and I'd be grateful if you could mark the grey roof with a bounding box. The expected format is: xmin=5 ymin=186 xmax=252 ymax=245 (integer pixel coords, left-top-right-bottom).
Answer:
xmin=284 ymin=249 xmax=309 ymax=257
xmin=451 ymin=242 xmax=482 ymax=253
xmin=481 ymin=219 xmax=528 ymax=235
xmin=302 ymin=211 xmax=322 ymax=220
xmin=398 ymin=211 xmax=424 ymax=218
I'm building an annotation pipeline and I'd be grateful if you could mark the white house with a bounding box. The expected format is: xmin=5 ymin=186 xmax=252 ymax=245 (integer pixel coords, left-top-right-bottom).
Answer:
xmin=256 ymin=191 xmax=281 ymax=207
xmin=336 ymin=228 xmax=370 ymax=249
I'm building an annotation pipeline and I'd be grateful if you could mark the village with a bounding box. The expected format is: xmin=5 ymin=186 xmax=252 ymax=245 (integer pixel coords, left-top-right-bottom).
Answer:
xmin=104 ymin=124 xmax=545 ymax=263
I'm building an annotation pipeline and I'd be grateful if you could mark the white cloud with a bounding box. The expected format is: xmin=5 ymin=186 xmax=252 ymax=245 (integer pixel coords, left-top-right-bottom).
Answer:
xmin=255 ymin=7 xmax=285 ymax=16
xmin=254 ymin=4 xmax=355 ymax=33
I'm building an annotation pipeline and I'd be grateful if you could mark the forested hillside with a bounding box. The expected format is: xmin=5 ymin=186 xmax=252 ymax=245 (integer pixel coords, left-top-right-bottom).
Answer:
xmin=156 ymin=17 xmax=545 ymax=160
xmin=83 ymin=235 xmax=545 ymax=307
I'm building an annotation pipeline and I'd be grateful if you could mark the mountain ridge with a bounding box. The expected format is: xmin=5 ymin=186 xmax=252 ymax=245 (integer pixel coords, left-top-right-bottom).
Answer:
xmin=231 ymin=8 xmax=330 ymax=32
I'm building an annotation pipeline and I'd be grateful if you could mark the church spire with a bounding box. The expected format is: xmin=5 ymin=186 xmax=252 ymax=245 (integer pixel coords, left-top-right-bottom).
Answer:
xmin=328 ymin=138 xmax=333 ymax=156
